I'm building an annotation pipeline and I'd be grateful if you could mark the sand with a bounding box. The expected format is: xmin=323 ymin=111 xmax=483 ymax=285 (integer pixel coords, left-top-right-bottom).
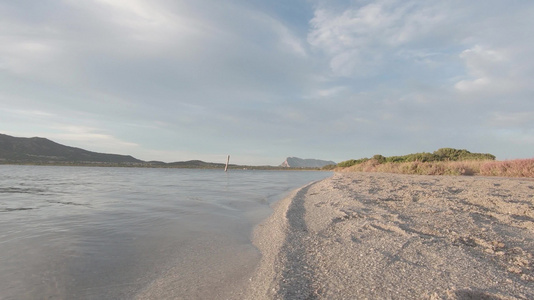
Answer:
xmin=244 ymin=172 xmax=534 ymax=299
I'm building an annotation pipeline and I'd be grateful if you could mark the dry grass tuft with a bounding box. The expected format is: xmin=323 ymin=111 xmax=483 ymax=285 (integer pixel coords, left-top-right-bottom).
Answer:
xmin=479 ymin=159 xmax=534 ymax=177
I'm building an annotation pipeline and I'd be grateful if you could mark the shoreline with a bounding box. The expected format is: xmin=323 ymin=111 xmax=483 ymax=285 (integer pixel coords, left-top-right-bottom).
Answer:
xmin=244 ymin=172 xmax=534 ymax=299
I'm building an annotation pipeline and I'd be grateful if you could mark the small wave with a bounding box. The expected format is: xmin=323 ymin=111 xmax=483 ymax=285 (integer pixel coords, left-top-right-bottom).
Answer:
xmin=1 ymin=207 xmax=35 ymax=212
xmin=47 ymin=200 xmax=91 ymax=207
xmin=0 ymin=187 xmax=47 ymax=194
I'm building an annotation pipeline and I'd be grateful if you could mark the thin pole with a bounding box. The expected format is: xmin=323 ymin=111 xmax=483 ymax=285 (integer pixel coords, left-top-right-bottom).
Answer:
xmin=224 ymin=155 xmax=230 ymax=172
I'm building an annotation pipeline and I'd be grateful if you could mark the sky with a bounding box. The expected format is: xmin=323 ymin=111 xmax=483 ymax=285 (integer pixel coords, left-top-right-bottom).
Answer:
xmin=1 ymin=0 xmax=533 ymax=165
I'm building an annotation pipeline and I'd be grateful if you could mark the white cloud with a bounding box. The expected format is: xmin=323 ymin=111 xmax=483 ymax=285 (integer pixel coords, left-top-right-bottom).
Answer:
xmin=454 ymin=45 xmax=518 ymax=94
xmin=0 ymin=33 xmax=64 ymax=78
xmin=307 ymin=1 xmax=448 ymax=77
xmin=88 ymin=0 xmax=204 ymax=45
xmin=272 ymin=21 xmax=307 ymax=56
xmin=48 ymin=126 xmax=139 ymax=153
xmin=0 ymin=108 xmax=55 ymax=118
xmin=304 ymin=86 xmax=347 ymax=99
xmin=92 ymin=0 xmax=168 ymax=21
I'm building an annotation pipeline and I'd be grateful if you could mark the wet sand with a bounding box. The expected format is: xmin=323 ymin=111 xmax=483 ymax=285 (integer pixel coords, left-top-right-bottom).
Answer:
xmin=244 ymin=172 xmax=534 ymax=299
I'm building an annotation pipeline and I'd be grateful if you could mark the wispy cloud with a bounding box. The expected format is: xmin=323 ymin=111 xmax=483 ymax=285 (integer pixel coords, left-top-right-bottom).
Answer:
xmin=0 ymin=108 xmax=55 ymax=118
xmin=308 ymin=0 xmax=449 ymax=77
xmin=48 ymin=125 xmax=139 ymax=152
xmin=455 ymin=45 xmax=530 ymax=96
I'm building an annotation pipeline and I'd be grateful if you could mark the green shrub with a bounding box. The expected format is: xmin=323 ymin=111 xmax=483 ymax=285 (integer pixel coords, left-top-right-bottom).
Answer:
xmin=372 ymin=154 xmax=387 ymax=164
xmin=337 ymin=158 xmax=369 ymax=168
xmin=433 ymin=148 xmax=495 ymax=161
xmin=321 ymin=164 xmax=337 ymax=170
xmin=341 ymin=148 xmax=495 ymax=168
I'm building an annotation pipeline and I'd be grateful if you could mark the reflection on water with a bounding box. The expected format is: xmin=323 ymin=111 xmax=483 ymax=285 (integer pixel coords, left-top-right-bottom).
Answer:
xmin=0 ymin=165 xmax=331 ymax=299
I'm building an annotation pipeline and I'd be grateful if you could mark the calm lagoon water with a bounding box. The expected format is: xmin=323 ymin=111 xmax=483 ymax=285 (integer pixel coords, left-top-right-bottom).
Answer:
xmin=0 ymin=165 xmax=331 ymax=299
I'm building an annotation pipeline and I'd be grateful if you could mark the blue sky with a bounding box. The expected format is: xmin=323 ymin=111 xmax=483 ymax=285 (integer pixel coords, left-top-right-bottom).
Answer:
xmin=1 ymin=0 xmax=533 ymax=165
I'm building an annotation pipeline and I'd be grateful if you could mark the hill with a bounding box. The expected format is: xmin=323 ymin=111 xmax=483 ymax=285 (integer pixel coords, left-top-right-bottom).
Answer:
xmin=0 ymin=133 xmax=143 ymax=164
xmin=280 ymin=157 xmax=336 ymax=168
xmin=0 ymin=133 xmax=336 ymax=170
xmin=166 ymin=160 xmax=228 ymax=168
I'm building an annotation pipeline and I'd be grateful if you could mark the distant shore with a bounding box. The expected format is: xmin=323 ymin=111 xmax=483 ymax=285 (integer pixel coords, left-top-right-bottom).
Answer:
xmin=0 ymin=162 xmax=324 ymax=171
xmin=242 ymin=172 xmax=534 ymax=299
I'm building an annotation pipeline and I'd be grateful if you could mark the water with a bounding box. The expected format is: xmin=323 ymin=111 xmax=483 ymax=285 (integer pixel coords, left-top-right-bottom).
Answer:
xmin=0 ymin=165 xmax=331 ymax=299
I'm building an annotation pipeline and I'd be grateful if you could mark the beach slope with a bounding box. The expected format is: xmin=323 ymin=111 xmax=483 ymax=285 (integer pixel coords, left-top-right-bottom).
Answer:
xmin=245 ymin=172 xmax=534 ymax=299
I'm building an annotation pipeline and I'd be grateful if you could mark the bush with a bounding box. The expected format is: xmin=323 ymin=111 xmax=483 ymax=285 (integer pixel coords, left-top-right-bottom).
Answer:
xmin=407 ymin=152 xmax=439 ymax=162
xmin=341 ymin=148 xmax=495 ymax=167
xmin=337 ymin=158 xmax=369 ymax=168
xmin=372 ymin=154 xmax=386 ymax=164
xmin=433 ymin=148 xmax=496 ymax=161
xmin=321 ymin=164 xmax=337 ymax=170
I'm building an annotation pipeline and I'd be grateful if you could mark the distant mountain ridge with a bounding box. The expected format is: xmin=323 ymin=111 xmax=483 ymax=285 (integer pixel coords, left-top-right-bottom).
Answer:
xmin=280 ymin=157 xmax=336 ymax=168
xmin=0 ymin=133 xmax=334 ymax=169
xmin=0 ymin=133 xmax=142 ymax=164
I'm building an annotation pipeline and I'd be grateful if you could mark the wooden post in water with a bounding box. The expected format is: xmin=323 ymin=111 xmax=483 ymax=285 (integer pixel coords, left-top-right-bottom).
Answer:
xmin=224 ymin=155 xmax=230 ymax=172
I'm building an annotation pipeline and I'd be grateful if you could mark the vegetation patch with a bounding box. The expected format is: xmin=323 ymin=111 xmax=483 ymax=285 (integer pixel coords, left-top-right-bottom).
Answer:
xmin=334 ymin=148 xmax=534 ymax=178
xmin=337 ymin=148 xmax=495 ymax=168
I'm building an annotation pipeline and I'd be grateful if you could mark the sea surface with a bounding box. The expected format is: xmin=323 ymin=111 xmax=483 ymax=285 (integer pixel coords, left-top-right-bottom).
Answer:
xmin=0 ymin=165 xmax=331 ymax=299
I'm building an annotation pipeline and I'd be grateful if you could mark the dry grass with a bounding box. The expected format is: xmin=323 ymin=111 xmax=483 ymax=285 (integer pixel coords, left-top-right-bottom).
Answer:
xmin=338 ymin=158 xmax=534 ymax=178
xmin=479 ymin=158 xmax=534 ymax=177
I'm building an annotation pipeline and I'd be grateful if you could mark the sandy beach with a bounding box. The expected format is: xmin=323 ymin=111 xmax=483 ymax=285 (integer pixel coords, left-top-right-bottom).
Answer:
xmin=243 ymin=172 xmax=534 ymax=299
